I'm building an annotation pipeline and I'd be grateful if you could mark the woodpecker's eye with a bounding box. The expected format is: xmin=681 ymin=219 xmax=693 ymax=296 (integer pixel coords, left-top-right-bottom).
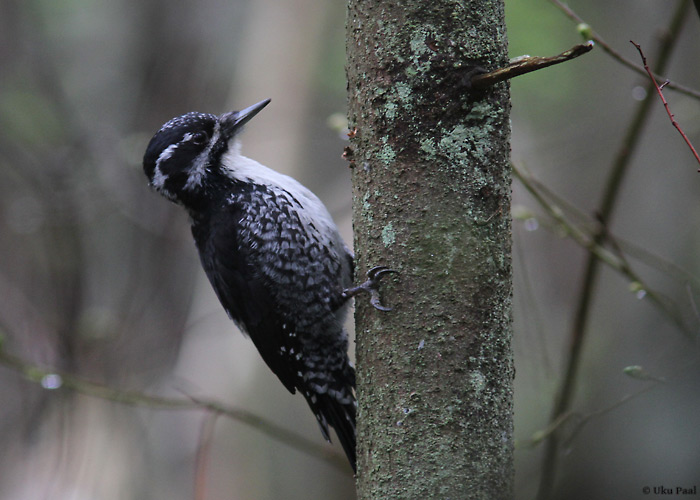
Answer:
xmin=191 ymin=131 xmax=208 ymax=145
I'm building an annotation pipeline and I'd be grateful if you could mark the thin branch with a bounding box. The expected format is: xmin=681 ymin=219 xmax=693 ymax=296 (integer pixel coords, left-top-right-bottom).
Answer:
xmin=520 ymin=172 xmax=700 ymax=301
xmin=518 ymin=383 xmax=658 ymax=450
xmin=630 ymin=40 xmax=700 ymax=168
xmin=535 ymin=2 xmax=692 ymax=498
xmin=550 ymin=0 xmax=700 ymax=100
xmin=470 ymin=42 xmax=594 ymax=89
xmin=514 ymin=165 xmax=689 ymax=335
xmin=0 ymin=345 xmax=348 ymax=472
xmin=514 ymin=168 xmax=625 ymax=272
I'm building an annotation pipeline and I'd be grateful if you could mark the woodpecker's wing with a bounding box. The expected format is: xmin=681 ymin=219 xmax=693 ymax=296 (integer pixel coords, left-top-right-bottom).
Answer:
xmin=192 ymin=196 xmax=357 ymax=471
xmin=194 ymin=211 xmax=304 ymax=394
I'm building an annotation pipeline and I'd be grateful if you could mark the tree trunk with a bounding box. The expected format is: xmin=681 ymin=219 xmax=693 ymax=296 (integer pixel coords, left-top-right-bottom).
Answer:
xmin=346 ymin=1 xmax=514 ymax=498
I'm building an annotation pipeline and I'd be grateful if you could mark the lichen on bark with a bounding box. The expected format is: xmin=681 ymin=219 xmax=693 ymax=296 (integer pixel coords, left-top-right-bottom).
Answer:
xmin=346 ymin=1 xmax=514 ymax=499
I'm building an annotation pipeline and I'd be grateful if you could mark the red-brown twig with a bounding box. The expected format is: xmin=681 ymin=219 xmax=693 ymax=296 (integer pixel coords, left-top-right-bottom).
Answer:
xmin=631 ymin=40 xmax=700 ymax=169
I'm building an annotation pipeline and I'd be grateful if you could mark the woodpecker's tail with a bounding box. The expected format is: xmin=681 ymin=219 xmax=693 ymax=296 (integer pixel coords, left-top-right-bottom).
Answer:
xmin=326 ymin=394 xmax=357 ymax=472
xmin=302 ymin=367 xmax=357 ymax=472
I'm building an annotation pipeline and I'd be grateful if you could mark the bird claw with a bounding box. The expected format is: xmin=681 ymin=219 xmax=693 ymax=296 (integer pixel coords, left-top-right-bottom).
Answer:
xmin=342 ymin=265 xmax=397 ymax=311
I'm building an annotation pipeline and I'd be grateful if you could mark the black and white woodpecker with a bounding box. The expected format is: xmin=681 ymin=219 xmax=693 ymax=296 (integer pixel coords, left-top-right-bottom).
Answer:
xmin=142 ymin=99 xmax=392 ymax=472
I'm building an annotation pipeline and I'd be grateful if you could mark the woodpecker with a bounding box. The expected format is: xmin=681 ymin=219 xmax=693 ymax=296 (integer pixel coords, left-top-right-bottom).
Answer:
xmin=142 ymin=99 xmax=391 ymax=472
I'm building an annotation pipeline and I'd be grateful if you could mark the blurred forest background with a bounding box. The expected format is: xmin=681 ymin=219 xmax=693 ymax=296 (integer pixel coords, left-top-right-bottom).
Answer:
xmin=0 ymin=0 xmax=699 ymax=499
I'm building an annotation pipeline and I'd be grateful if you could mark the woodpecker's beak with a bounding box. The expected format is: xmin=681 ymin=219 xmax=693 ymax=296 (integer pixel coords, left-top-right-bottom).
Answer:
xmin=221 ymin=98 xmax=271 ymax=132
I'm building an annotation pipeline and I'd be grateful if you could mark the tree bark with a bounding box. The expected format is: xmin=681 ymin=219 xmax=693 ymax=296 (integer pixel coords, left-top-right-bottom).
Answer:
xmin=346 ymin=1 xmax=514 ymax=498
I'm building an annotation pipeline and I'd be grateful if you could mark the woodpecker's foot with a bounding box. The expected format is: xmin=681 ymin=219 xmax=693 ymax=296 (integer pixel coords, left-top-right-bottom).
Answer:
xmin=342 ymin=266 xmax=396 ymax=312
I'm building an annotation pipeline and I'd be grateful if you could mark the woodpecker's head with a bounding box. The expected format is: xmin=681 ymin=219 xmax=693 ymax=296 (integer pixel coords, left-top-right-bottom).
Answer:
xmin=143 ymin=98 xmax=271 ymax=207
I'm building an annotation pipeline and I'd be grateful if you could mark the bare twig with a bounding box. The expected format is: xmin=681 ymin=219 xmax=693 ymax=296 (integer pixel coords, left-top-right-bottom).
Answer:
xmin=514 ymin=165 xmax=689 ymax=335
xmin=535 ymin=2 xmax=692 ymax=498
xmin=630 ymin=40 xmax=700 ymax=168
xmin=519 ymin=383 xmax=658 ymax=449
xmin=550 ymin=0 xmax=700 ymax=100
xmin=0 ymin=345 xmax=348 ymax=472
xmin=470 ymin=42 xmax=593 ymax=89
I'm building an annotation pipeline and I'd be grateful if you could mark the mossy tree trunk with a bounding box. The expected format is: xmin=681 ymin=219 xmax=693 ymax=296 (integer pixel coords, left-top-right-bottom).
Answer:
xmin=345 ymin=1 xmax=514 ymax=498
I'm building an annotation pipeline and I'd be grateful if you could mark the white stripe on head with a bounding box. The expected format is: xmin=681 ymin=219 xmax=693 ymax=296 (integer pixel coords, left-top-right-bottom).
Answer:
xmin=150 ymin=164 xmax=177 ymax=201
xmin=152 ymin=142 xmax=177 ymax=191
xmin=151 ymin=164 xmax=168 ymax=190
xmin=183 ymin=121 xmax=222 ymax=191
xmin=154 ymin=143 xmax=177 ymax=171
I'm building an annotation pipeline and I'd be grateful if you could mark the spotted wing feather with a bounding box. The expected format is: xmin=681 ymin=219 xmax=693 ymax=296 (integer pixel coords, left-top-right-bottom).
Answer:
xmin=190 ymin=184 xmax=357 ymax=470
